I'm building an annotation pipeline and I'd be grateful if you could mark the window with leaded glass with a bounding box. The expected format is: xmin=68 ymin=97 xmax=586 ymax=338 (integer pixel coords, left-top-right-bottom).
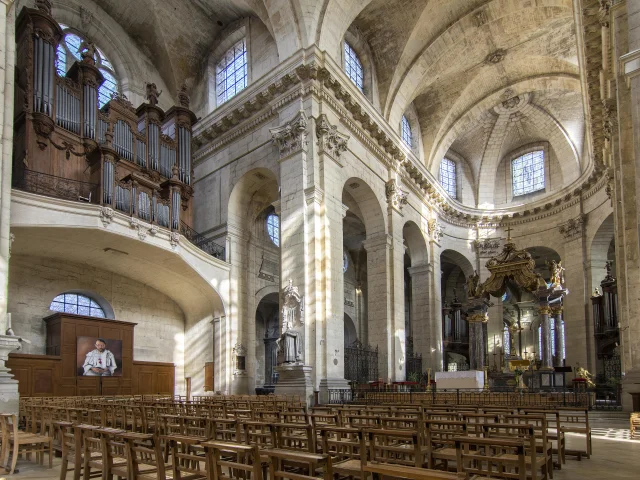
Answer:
xmin=50 ymin=293 xmax=106 ymax=318
xmin=511 ymin=150 xmax=545 ymax=196
xmin=439 ymin=158 xmax=457 ymax=199
xmin=503 ymin=324 xmax=511 ymax=356
xmin=344 ymin=42 xmax=363 ymax=92
xmin=216 ymin=39 xmax=247 ymax=105
xmin=55 ymin=25 xmax=119 ymax=108
xmin=266 ymin=213 xmax=280 ymax=247
xmin=401 ymin=115 xmax=412 ymax=148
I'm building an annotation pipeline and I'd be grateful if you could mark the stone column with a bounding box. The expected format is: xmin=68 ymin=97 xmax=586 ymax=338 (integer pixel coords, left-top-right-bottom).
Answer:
xmin=551 ymin=305 xmax=564 ymax=367
xmin=363 ymin=233 xmax=393 ymax=382
xmin=0 ymin=0 xmax=20 ymax=415
xmin=429 ymin=233 xmax=443 ymax=372
xmin=538 ymin=303 xmax=553 ymax=370
xmin=407 ymin=262 xmax=431 ymax=363
xmin=466 ymin=297 xmax=490 ymax=371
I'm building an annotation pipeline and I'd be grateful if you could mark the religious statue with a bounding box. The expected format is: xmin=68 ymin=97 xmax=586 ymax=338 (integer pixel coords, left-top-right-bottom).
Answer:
xmin=546 ymin=259 xmax=565 ymax=287
xmin=593 ymin=287 xmax=601 ymax=297
xmin=145 ymin=83 xmax=163 ymax=106
xmin=78 ymin=40 xmax=97 ymax=63
xmin=575 ymin=364 xmax=596 ymax=388
xmin=466 ymin=270 xmax=482 ymax=298
xmin=276 ymin=280 xmax=304 ymax=364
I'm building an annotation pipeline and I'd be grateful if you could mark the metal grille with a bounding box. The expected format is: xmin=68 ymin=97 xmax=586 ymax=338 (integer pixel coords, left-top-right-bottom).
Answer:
xmin=439 ymin=158 xmax=457 ymax=199
xmin=216 ymin=39 xmax=247 ymax=105
xmin=344 ymin=42 xmax=363 ymax=92
xmin=512 ymin=150 xmax=545 ymax=196
xmin=344 ymin=340 xmax=378 ymax=384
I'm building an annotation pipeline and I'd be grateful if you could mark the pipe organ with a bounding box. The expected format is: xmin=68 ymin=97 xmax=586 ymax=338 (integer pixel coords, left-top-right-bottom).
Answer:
xmin=13 ymin=1 xmax=198 ymax=232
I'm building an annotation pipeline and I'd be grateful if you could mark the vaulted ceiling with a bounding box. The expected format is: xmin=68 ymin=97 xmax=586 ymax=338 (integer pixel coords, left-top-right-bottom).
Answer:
xmin=65 ymin=0 xmax=587 ymax=206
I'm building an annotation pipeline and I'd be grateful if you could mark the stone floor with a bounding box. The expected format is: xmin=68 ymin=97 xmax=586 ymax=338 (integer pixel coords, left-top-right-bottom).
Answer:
xmin=2 ymin=418 xmax=639 ymax=479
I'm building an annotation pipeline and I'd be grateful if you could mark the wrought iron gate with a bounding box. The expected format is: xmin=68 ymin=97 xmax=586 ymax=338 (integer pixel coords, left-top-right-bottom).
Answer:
xmin=405 ymin=336 xmax=422 ymax=381
xmin=345 ymin=340 xmax=379 ymax=384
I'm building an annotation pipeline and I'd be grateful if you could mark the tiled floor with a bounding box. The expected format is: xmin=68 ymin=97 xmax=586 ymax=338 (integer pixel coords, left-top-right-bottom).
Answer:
xmin=3 ymin=428 xmax=639 ymax=479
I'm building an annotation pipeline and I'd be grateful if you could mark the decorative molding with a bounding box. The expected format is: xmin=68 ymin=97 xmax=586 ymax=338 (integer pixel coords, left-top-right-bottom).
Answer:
xmin=427 ymin=218 xmax=444 ymax=241
xmin=232 ymin=342 xmax=247 ymax=357
xmin=99 ymin=206 xmax=114 ymax=226
xmin=304 ymin=186 xmax=324 ymax=206
xmin=316 ymin=114 xmax=349 ymax=165
xmin=170 ymin=231 xmax=180 ymax=249
xmin=79 ymin=6 xmax=93 ymax=26
xmin=485 ymin=49 xmax=507 ymax=65
xmin=558 ymin=215 xmax=586 ymax=239
xmin=385 ymin=179 xmax=408 ymax=211
xmin=270 ymin=110 xmax=308 ymax=160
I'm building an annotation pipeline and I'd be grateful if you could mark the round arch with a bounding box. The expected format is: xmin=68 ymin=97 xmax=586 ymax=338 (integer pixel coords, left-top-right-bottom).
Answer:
xmin=440 ymin=249 xmax=474 ymax=280
xmin=403 ymin=221 xmax=428 ymax=265
xmin=228 ymin=167 xmax=280 ymax=232
xmin=48 ymin=290 xmax=115 ymax=320
xmin=342 ymin=177 xmax=387 ymax=238
xmin=344 ymin=313 xmax=357 ymax=347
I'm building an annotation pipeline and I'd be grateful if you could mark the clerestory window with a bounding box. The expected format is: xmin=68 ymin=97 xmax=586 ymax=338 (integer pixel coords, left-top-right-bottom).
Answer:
xmin=512 ymin=150 xmax=545 ymax=196
xmin=401 ymin=115 xmax=412 ymax=148
xmin=266 ymin=213 xmax=280 ymax=247
xmin=216 ymin=39 xmax=248 ymax=105
xmin=439 ymin=158 xmax=457 ymax=199
xmin=344 ymin=42 xmax=364 ymax=92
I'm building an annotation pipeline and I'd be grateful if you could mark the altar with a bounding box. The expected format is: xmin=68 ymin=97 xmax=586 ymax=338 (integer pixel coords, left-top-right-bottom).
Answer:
xmin=435 ymin=370 xmax=484 ymax=389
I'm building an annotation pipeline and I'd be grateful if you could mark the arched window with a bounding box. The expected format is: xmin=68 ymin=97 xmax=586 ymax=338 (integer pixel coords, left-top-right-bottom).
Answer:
xmin=439 ymin=158 xmax=457 ymax=199
xmin=266 ymin=213 xmax=280 ymax=247
xmin=344 ymin=42 xmax=363 ymax=92
xmin=56 ymin=25 xmax=119 ymax=108
xmin=50 ymin=293 xmax=106 ymax=318
xmin=512 ymin=150 xmax=545 ymax=196
xmin=401 ymin=115 xmax=412 ymax=148
xmin=216 ymin=38 xmax=247 ymax=105
xmin=343 ymin=251 xmax=349 ymax=273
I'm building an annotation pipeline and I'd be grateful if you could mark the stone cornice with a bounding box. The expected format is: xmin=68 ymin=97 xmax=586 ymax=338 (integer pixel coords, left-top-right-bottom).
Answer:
xmin=192 ymin=47 xmax=608 ymax=228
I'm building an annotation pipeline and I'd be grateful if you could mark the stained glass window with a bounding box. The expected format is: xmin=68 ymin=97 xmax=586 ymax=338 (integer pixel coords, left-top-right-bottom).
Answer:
xmin=55 ymin=25 xmax=119 ymax=108
xmin=343 ymin=252 xmax=349 ymax=273
xmin=50 ymin=293 xmax=106 ymax=318
xmin=512 ymin=150 xmax=545 ymax=196
xmin=503 ymin=324 xmax=511 ymax=356
xmin=266 ymin=213 xmax=280 ymax=247
xmin=216 ymin=39 xmax=247 ymax=105
xmin=439 ymin=158 xmax=457 ymax=199
xmin=401 ymin=115 xmax=412 ymax=148
xmin=344 ymin=42 xmax=363 ymax=92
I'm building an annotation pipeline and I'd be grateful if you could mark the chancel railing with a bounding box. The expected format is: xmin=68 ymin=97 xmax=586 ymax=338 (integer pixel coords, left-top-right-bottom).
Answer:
xmin=344 ymin=340 xmax=379 ymax=384
xmin=12 ymin=2 xmax=224 ymax=259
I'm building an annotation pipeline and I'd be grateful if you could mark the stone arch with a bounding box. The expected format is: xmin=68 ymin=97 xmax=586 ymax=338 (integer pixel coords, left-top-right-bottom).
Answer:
xmin=440 ymin=249 xmax=474 ymax=281
xmin=342 ymin=177 xmax=386 ymax=238
xmin=344 ymin=313 xmax=357 ymax=348
xmin=590 ymin=213 xmax=615 ymax=285
xmin=403 ymin=221 xmax=428 ymax=266
xmin=254 ymin=292 xmax=280 ymax=389
xmin=228 ymin=167 xmax=280 ymax=232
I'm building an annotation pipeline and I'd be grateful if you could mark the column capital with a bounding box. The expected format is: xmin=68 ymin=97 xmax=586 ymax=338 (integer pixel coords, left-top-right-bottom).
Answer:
xmin=385 ymin=179 xmax=408 ymax=212
xmin=341 ymin=203 xmax=349 ymax=218
xmin=467 ymin=313 xmax=488 ymax=323
xmin=304 ymin=186 xmax=324 ymax=206
xmin=316 ymin=114 xmax=349 ymax=166
xmin=270 ymin=110 xmax=308 ymax=161
xmin=550 ymin=304 xmax=563 ymax=316
xmin=538 ymin=305 xmax=551 ymax=316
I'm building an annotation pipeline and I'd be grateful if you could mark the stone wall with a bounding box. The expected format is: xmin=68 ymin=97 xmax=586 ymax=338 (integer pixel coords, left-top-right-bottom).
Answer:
xmin=8 ymin=255 xmax=186 ymax=388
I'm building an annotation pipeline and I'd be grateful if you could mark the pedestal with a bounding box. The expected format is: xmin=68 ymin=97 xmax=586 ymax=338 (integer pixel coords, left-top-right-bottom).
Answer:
xmin=318 ymin=377 xmax=350 ymax=405
xmin=274 ymin=364 xmax=314 ymax=406
xmin=0 ymin=335 xmax=21 ymax=415
xmin=622 ymin=368 xmax=640 ymax=412
xmin=435 ymin=370 xmax=484 ymax=389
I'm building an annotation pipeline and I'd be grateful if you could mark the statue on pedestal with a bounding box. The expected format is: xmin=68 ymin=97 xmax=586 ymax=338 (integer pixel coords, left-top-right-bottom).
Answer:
xmin=546 ymin=259 xmax=565 ymax=287
xmin=276 ymin=280 xmax=304 ymax=364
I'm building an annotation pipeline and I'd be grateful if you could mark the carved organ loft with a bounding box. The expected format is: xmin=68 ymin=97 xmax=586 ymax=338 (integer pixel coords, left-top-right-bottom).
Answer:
xmin=11 ymin=3 xmax=224 ymax=259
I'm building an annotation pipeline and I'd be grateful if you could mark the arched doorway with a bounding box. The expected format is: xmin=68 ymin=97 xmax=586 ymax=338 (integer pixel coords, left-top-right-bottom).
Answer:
xmin=255 ymin=292 xmax=280 ymax=392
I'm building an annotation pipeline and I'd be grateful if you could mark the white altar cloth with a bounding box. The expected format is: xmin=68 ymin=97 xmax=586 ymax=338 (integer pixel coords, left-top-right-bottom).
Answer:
xmin=435 ymin=370 xmax=484 ymax=389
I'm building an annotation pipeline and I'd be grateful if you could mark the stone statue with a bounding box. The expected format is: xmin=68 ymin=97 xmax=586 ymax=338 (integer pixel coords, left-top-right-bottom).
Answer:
xmin=547 ymin=260 xmax=565 ymax=287
xmin=467 ymin=270 xmax=481 ymax=298
xmin=78 ymin=40 xmax=97 ymax=63
xmin=145 ymin=83 xmax=162 ymax=106
xmin=593 ymin=287 xmax=601 ymax=297
xmin=276 ymin=280 xmax=304 ymax=364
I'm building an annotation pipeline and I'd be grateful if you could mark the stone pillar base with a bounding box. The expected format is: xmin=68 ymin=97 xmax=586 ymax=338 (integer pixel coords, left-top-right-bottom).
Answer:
xmin=622 ymin=368 xmax=640 ymax=412
xmin=318 ymin=377 xmax=351 ymax=405
xmin=230 ymin=372 xmax=249 ymax=395
xmin=0 ymin=335 xmax=21 ymax=415
xmin=274 ymin=364 xmax=314 ymax=406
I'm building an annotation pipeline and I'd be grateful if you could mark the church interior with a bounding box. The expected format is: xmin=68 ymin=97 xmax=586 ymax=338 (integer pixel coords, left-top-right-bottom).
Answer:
xmin=0 ymin=0 xmax=639 ymax=478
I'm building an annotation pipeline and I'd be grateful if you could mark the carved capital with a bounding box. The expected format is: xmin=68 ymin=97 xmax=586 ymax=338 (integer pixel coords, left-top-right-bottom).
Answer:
xmin=385 ymin=179 xmax=408 ymax=211
xmin=550 ymin=305 xmax=563 ymax=316
xmin=538 ymin=305 xmax=551 ymax=316
xmin=270 ymin=111 xmax=308 ymax=160
xmin=170 ymin=231 xmax=180 ymax=249
xmin=467 ymin=313 xmax=488 ymax=323
xmin=427 ymin=218 xmax=444 ymax=241
xmin=316 ymin=114 xmax=349 ymax=164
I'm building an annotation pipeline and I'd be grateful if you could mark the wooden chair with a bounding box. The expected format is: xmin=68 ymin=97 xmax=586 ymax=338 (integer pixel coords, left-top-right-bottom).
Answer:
xmin=423 ymin=420 xmax=467 ymax=471
xmin=320 ymin=426 xmax=366 ymax=478
xmin=95 ymin=428 xmax=128 ymax=480
xmin=263 ymin=448 xmax=333 ymax=480
xmin=482 ymin=424 xmax=548 ymax=480
xmin=503 ymin=414 xmax=554 ymax=475
xmin=557 ymin=409 xmax=591 ymax=459
xmin=363 ymin=463 xmax=466 ymax=480
xmin=521 ymin=409 xmax=565 ymax=467
xmin=631 ymin=412 xmax=640 ymax=440
xmin=455 ymin=435 xmax=527 ymax=480
xmin=203 ymin=441 xmax=263 ymax=480
xmin=78 ymin=424 xmax=103 ymax=480
xmin=170 ymin=435 xmax=207 ymax=480
xmin=120 ymin=432 xmax=169 ymax=480
xmin=0 ymin=413 xmax=53 ymax=475
xmin=366 ymin=429 xmax=426 ymax=469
